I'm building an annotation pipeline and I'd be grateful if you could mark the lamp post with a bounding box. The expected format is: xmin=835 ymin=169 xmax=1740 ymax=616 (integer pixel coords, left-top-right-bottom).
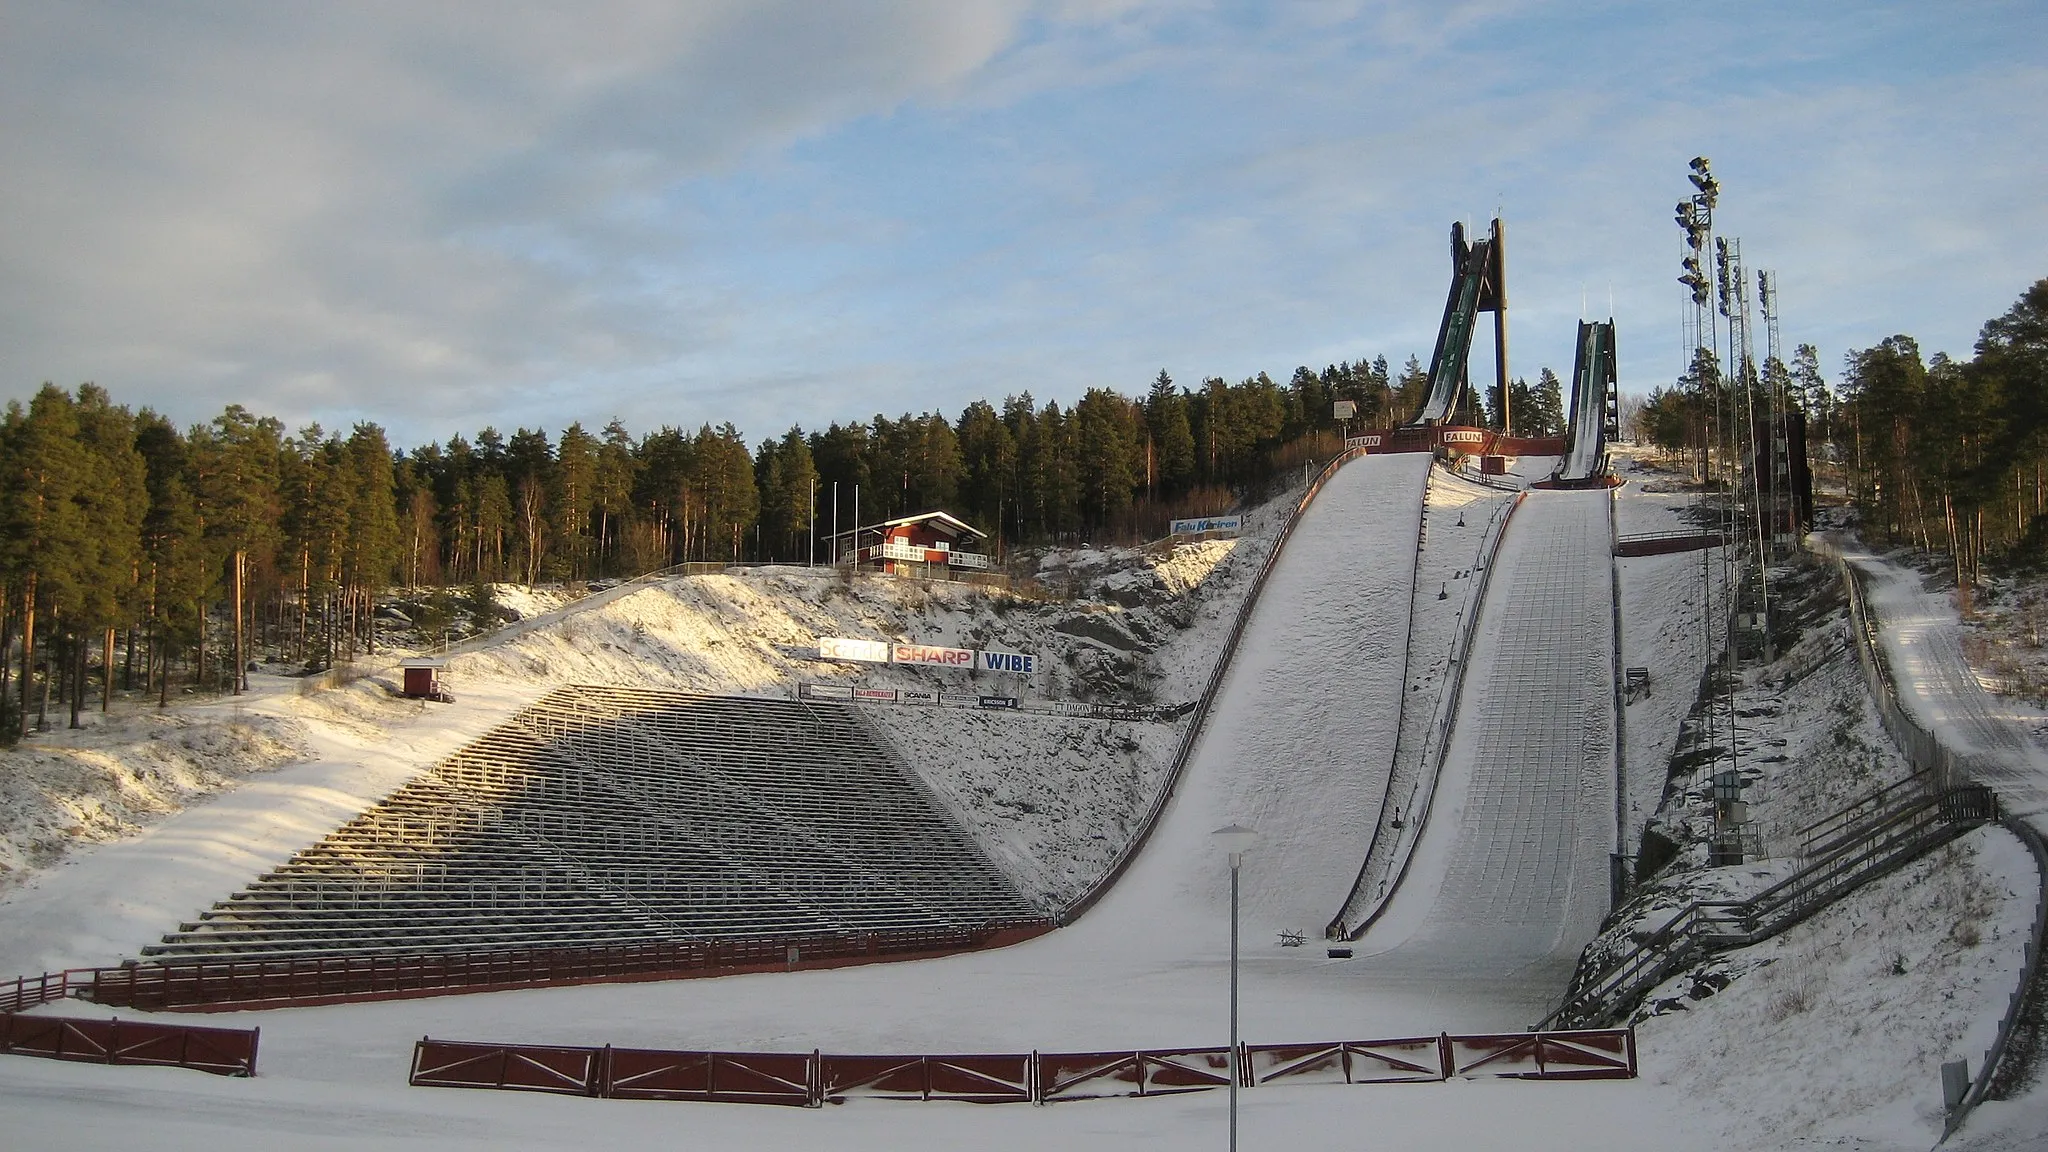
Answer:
xmin=1212 ymin=822 xmax=1258 ymax=1152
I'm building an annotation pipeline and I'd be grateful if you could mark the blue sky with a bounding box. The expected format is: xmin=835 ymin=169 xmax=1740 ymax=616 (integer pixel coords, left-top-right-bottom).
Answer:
xmin=2 ymin=1 xmax=2043 ymax=448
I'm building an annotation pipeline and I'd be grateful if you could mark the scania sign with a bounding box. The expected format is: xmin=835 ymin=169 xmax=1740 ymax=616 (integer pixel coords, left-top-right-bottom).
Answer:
xmin=818 ymin=637 xmax=890 ymax=664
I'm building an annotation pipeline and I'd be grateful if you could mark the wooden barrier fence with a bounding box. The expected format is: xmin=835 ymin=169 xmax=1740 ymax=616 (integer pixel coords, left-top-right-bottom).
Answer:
xmin=407 ymin=1027 xmax=1636 ymax=1106
xmin=0 ymin=1013 xmax=258 ymax=1077
xmin=64 ymin=921 xmax=1052 ymax=1012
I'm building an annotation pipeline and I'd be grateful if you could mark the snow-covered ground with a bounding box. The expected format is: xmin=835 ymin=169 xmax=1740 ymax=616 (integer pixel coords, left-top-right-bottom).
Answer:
xmin=1 ymin=446 xmax=2043 ymax=1150
xmin=1612 ymin=447 xmax=1725 ymax=849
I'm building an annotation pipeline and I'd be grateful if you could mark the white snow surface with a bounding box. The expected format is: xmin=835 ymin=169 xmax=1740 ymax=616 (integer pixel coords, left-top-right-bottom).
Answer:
xmin=1356 ymin=489 xmax=1618 ymax=1024
xmin=0 ymin=450 xmax=2042 ymax=1150
xmin=1179 ymin=451 xmax=1429 ymax=934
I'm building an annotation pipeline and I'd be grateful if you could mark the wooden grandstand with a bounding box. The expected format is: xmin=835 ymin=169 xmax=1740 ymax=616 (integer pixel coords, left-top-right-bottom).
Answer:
xmin=143 ymin=687 xmax=1040 ymax=963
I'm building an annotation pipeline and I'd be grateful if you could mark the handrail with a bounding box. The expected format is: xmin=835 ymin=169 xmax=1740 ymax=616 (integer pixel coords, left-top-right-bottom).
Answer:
xmin=1960 ymin=815 xmax=2048 ymax=1136
xmin=1541 ymin=783 xmax=1989 ymax=1029
xmin=1057 ymin=449 xmax=1367 ymax=925
xmin=1326 ymin=482 xmax=1524 ymax=938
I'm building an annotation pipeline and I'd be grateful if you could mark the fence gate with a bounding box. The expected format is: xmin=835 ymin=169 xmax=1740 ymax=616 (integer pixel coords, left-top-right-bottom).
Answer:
xmin=1246 ymin=1038 xmax=1445 ymax=1086
xmin=1037 ymin=1047 xmax=1235 ymax=1102
xmin=409 ymin=1039 xmax=600 ymax=1096
xmin=820 ymin=1053 xmax=1033 ymax=1104
xmin=603 ymin=1049 xmax=815 ymax=1106
xmin=1 ymin=1013 xmax=258 ymax=1077
xmin=1446 ymin=1030 xmax=1636 ymax=1080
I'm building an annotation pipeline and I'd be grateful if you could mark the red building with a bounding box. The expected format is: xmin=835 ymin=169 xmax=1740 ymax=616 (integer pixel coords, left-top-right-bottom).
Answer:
xmin=835 ymin=511 xmax=992 ymax=577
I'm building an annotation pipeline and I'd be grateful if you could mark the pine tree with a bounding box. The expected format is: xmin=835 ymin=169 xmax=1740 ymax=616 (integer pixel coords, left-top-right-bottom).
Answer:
xmin=1146 ymin=372 xmax=1195 ymax=499
xmin=1532 ymin=368 xmax=1566 ymax=436
xmin=553 ymin=423 xmax=598 ymax=578
xmin=190 ymin=405 xmax=283 ymax=693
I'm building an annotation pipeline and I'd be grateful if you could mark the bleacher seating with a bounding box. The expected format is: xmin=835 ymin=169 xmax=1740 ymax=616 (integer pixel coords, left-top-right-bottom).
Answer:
xmin=143 ymin=687 xmax=1040 ymax=962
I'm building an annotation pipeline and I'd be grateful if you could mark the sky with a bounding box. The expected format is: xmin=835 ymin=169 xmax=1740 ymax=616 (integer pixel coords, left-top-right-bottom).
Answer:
xmin=2 ymin=0 xmax=2043 ymax=450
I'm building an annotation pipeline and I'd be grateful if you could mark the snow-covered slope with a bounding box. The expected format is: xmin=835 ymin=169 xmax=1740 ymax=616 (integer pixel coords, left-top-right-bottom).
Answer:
xmin=1357 ymin=489 xmax=1618 ymax=1024
xmin=1172 ymin=451 xmax=1430 ymax=934
xmin=0 ymin=472 xmax=1300 ymax=973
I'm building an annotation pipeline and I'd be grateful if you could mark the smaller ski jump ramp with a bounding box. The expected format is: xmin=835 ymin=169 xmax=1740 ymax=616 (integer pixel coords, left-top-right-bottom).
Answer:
xmin=1351 ymin=489 xmax=1617 ymax=1024
xmin=1141 ymin=451 xmax=1431 ymax=936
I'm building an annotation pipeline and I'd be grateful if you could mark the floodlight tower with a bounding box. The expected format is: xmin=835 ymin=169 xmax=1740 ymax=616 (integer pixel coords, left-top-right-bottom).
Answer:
xmin=1758 ymin=270 xmax=1790 ymax=551
xmin=1719 ymin=236 xmax=1772 ymax=661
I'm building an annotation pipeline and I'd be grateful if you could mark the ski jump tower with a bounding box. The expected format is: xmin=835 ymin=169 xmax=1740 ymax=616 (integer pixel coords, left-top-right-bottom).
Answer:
xmin=1406 ymin=218 xmax=1509 ymax=430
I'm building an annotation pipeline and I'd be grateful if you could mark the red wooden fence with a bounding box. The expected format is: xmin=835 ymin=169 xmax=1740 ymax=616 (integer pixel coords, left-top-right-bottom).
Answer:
xmin=408 ymin=1028 xmax=1635 ymax=1106
xmin=0 ymin=1012 xmax=259 ymax=1077
xmin=69 ymin=921 xmax=1051 ymax=1012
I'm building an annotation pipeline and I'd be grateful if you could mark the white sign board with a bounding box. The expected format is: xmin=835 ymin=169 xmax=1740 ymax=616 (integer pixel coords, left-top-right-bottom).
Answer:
xmin=892 ymin=643 xmax=976 ymax=668
xmin=818 ymin=636 xmax=891 ymax=664
xmin=852 ymin=687 xmax=898 ymax=702
xmin=899 ymin=688 xmax=939 ymax=705
xmin=1442 ymin=429 xmax=1486 ymax=444
xmin=1347 ymin=434 xmax=1381 ymax=449
xmin=976 ymin=649 xmax=1038 ymax=675
xmin=803 ymin=683 xmax=854 ymax=700
xmin=1332 ymin=400 xmax=1357 ymax=420
xmin=1169 ymin=515 xmax=1244 ymax=536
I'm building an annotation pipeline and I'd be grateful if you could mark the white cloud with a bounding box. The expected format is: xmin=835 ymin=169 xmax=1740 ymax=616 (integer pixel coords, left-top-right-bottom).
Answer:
xmin=0 ymin=0 xmax=2040 ymax=444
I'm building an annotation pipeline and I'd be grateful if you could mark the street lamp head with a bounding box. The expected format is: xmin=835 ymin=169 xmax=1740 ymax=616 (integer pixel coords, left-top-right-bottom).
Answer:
xmin=1212 ymin=823 xmax=1259 ymax=862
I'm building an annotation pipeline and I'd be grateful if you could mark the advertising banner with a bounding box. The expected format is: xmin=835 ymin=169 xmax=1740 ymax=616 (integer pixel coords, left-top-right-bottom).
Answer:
xmin=892 ymin=643 xmax=975 ymax=668
xmin=976 ymin=650 xmax=1038 ymax=675
xmin=1441 ymin=429 xmax=1486 ymax=445
xmin=1347 ymin=434 xmax=1382 ymax=449
xmin=802 ymin=684 xmax=854 ymax=701
xmin=851 ymin=687 xmax=898 ymax=703
xmin=977 ymin=696 xmax=1021 ymax=710
xmin=898 ymin=689 xmax=939 ymax=705
xmin=939 ymin=692 xmax=984 ymax=707
xmin=1168 ymin=515 xmax=1244 ymax=536
xmin=818 ymin=637 xmax=891 ymax=664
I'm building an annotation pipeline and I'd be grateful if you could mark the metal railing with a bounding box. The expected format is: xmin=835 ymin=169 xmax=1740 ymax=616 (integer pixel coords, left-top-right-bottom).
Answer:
xmin=1541 ymin=781 xmax=1995 ymax=1030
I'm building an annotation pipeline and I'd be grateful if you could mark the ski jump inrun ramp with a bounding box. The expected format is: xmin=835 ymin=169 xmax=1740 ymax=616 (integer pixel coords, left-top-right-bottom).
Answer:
xmin=1063 ymin=454 xmax=1619 ymax=1034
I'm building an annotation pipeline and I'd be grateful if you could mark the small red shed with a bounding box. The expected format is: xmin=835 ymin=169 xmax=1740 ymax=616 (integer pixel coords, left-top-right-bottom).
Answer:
xmin=399 ymin=658 xmax=451 ymax=702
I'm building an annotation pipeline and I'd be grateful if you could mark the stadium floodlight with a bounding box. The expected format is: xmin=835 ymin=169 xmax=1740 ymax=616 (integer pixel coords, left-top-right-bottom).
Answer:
xmin=1690 ymin=156 xmax=1710 ymax=173
xmin=1213 ymin=823 xmax=1258 ymax=1152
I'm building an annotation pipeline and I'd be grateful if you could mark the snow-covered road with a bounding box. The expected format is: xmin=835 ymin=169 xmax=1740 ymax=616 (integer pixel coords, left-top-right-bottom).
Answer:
xmin=1834 ymin=536 xmax=2048 ymax=825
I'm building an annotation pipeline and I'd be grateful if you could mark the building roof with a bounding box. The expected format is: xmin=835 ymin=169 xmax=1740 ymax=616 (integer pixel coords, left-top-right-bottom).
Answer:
xmin=873 ymin=510 xmax=988 ymax=541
